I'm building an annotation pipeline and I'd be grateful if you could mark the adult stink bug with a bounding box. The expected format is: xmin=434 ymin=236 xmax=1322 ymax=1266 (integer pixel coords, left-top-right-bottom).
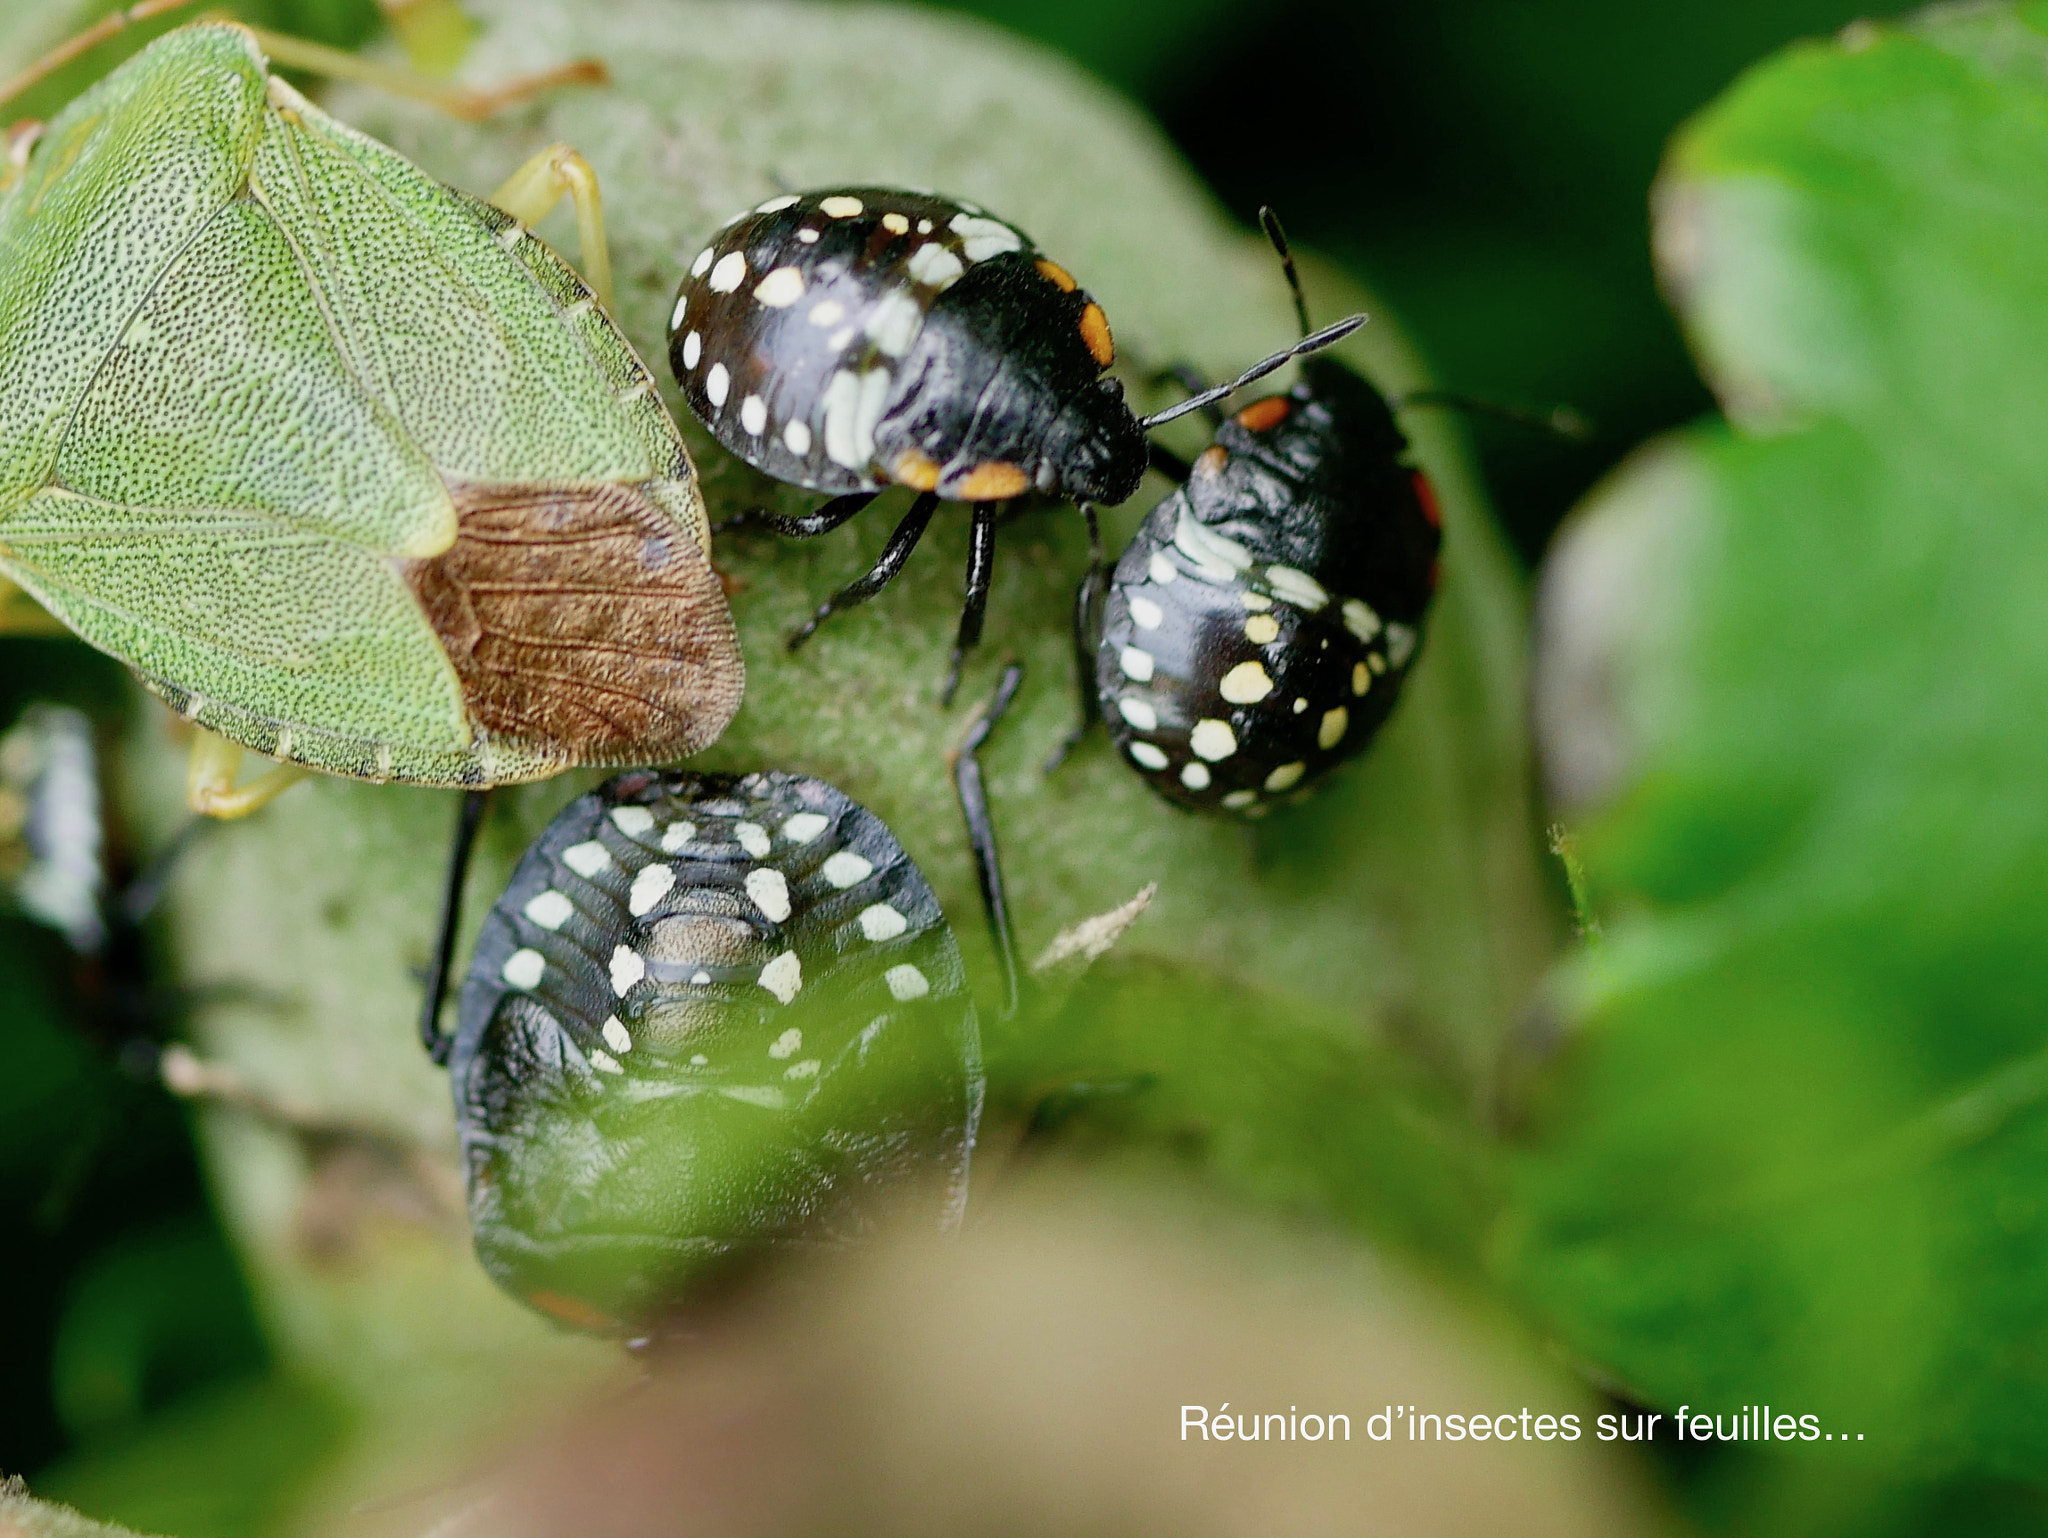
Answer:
xmin=435 ymin=767 xmax=987 ymax=1332
xmin=666 ymin=186 xmax=1361 ymax=698
xmin=0 ymin=15 xmax=743 ymax=819
xmin=1058 ymin=211 xmax=1440 ymax=817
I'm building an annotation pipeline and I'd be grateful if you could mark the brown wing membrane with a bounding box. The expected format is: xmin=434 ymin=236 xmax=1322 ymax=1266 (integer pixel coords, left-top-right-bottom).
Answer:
xmin=404 ymin=481 xmax=743 ymax=765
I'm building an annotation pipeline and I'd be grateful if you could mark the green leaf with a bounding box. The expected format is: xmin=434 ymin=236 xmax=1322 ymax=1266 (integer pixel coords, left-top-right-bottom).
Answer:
xmin=1503 ymin=3 xmax=2048 ymax=1477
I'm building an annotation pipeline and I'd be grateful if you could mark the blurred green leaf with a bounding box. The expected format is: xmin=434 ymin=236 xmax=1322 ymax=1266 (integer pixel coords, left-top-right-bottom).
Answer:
xmin=1505 ymin=1 xmax=2048 ymax=1477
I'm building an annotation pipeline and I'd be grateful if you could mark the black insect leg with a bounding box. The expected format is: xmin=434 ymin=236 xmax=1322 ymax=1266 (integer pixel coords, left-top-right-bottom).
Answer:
xmin=419 ymin=789 xmax=490 ymax=1065
xmin=786 ymin=491 xmax=940 ymax=652
xmin=939 ymin=501 xmax=1000 ymax=707
xmin=716 ymin=490 xmax=879 ymax=538
xmin=952 ymin=662 xmax=1024 ymax=1018
xmin=1044 ymin=503 xmax=1107 ymax=774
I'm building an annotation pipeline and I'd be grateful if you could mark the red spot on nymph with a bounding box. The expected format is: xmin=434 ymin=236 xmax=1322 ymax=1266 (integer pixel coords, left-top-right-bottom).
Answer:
xmin=1411 ymin=470 xmax=1442 ymax=528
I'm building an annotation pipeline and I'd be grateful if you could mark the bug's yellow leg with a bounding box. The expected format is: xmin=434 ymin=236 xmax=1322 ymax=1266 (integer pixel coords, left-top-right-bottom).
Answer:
xmin=186 ymin=730 xmax=308 ymax=820
xmin=244 ymin=27 xmax=607 ymax=125
xmin=375 ymin=0 xmax=474 ymax=78
xmin=0 ymin=0 xmax=207 ymax=117
xmin=490 ymin=144 xmax=614 ymax=310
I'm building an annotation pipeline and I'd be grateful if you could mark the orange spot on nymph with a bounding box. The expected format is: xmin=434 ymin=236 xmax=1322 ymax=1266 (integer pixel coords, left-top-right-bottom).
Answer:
xmin=1234 ymin=396 xmax=1291 ymax=433
xmin=955 ymin=461 xmax=1031 ymax=501
xmin=1035 ymin=258 xmax=1078 ymax=292
xmin=525 ymin=1290 xmax=618 ymax=1332
xmin=1195 ymin=445 xmax=1229 ymax=477
xmin=1078 ymin=303 xmax=1115 ymax=368
xmin=894 ymin=449 xmax=942 ymax=491
xmin=1412 ymin=469 xmax=1442 ymax=528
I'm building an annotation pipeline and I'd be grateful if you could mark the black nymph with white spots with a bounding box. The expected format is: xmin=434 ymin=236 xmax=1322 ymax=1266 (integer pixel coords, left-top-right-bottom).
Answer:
xmin=667 ymin=187 xmax=1361 ymax=698
xmin=445 ymin=768 xmax=982 ymax=1333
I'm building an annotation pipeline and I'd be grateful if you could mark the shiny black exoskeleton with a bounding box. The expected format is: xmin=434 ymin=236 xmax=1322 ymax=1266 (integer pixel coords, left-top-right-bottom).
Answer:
xmin=436 ymin=768 xmax=987 ymax=1333
xmin=666 ymin=187 xmax=1360 ymax=697
xmin=1066 ymin=213 xmax=1440 ymax=817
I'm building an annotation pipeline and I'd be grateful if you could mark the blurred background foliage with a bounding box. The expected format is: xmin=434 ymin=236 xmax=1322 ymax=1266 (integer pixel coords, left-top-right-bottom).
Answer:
xmin=5 ymin=1 xmax=2047 ymax=1536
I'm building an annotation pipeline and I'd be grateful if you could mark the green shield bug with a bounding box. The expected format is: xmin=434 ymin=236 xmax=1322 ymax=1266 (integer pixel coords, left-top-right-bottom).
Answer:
xmin=0 ymin=10 xmax=744 ymax=819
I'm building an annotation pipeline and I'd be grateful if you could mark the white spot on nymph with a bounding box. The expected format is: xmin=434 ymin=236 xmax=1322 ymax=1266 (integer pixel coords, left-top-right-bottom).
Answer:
xmin=917 ymin=218 xmax=934 ymax=234
xmin=1239 ymin=590 xmax=1273 ymax=611
xmin=808 ymin=298 xmax=846 ymax=327
xmin=784 ymin=812 xmax=830 ymax=843
xmin=768 ymin=1026 xmax=802 ymax=1059
xmin=758 ymin=950 xmax=803 ymax=1003
xmin=785 ymin=1059 xmax=820 ymax=1079
xmin=689 ymin=971 xmax=711 ymax=986
xmin=1174 ymin=507 xmax=1252 ymax=578
xmin=784 ymin=419 xmax=812 ymax=456
xmin=1128 ymin=596 xmax=1163 ymax=630
xmin=1370 ymin=653 xmax=1388 ymax=674
xmin=1219 ymin=660 xmax=1274 ymax=704
xmin=1244 ymin=613 xmax=1280 ymax=645
xmin=740 ymin=394 xmax=768 ymax=435
xmin=1266 ymin=564 xmax=1329 ymax=611
xmin=882 ymin=212 xmax=910 ymax=234
xmin=746 ymin=867 xmax=792 ymax=922
xmin=820 ymin=195 xmax=865 ymax=218
xmin=660 ymin=820 xmax=697 ymax=853
xmin=906 ymin=242 xmax=965 ymax=290
xmin=1264 ymin=762 xmax=1306 ymax=792
xmin=502 ymin=948 xmax=545 ymax=989
xmin=628 ymin=863 xmax=675 ymax=916
xmin=1294 ymin=697 xmax=1309 ymax=714
xmin=1119 ymin=646 xmax=1155 ymax=682
xmin=691 ymin=1053 xmax=710 ymax=1065
xmin=853 ymin=368 xmax=891 ymax=460
xmin=1128 ymin=742 xmax=1169 ymax=771
xmin=1148 ymin=550 xmax=1178 ymax=585
xmin=885 ymin=963 xmax=931 ymax=1001
xmin=1342 ymin=598 xmax=1382 ymax=642
xmin=610 ymin=945 xmax=645 ymax=995
xmin=562 ymin=841 xmax=611 ymax=878
xmin=828 ymin=326 xmax=857 ymax=350
xmin=859 ymin=903 xmax=908 ymax=941
xmin=822 ymin=370 xmax=865 ymax=469
xmin=708 ymin=250 xmax=747 ymax=292
xmin=681 ymin=331 xmax=702 ymax=369
xmin=611 ymin=805 xmax=655 ymax=836
xmin=524 ymin=889 xmax=574 ymax=930
xmin=1222 ymin=788 xmax=1258 ymax=809
xmin=735 ymin=822 xmax=771 ymax=858
xmin=756 ymin=193 xmax=800 ymax=213
xmin=754 ymin=266 xmax=806 ymax=307
xmin=1117 ymin=696 xmax=1158 ymax=731
xmin=865 ymin=289 xmax=923 ymax=356
xmin=1353 ymin=661 xmax=1371 ymax=695
xmin=590 ymin=1049 xmax=623 ymax=1075
xmin=690 ymin=246 xmax=714 ymax=277
xmin=1319 ymin=706 xmax=1349 ymax=749
xmin=797 ymin=226 xmax=820 ymax=243
xmin=705 ymin=362 xmax=730 ymax=407
xmin=603 ymin=1015 xmax=633 ymax=1054
xmin=1190 ymin=719 xmax=1238 ymax=761
xmin=670 ymin=291 xmax=688 ymax=331
xmin=823 ymin=850 xmax=873 ymax=888
xmin=951 ymin=213 xmax=1024 ymax=261
xmin=1385 ymin=623 xmax=1418 ymax=667
xmin=1180 ymin=761 xmax=1211 ymax=790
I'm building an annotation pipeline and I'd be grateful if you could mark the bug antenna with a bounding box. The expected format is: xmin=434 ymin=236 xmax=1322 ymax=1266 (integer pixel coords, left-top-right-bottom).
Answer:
xmin=1138 ymin=313 xmax=1367 ymax=431
xmin=0 ymin=0 xmax=206 ymax=116
xmin=418 ymin=790 xmax=491 ymax=1064
xmin=950 ymin=663 xmax=1024 ymax=1018
xmin=1258 ymin=206 xmax=1314 ymax=339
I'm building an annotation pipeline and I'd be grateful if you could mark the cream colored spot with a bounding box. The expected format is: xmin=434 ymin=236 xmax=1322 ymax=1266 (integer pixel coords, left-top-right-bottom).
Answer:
xmin=1293 ymin=697 xmax=1309 ymax=714
xmin=1222 ymin=789 xmax=1258 ymax=810
xmin=859 ymin=903 xmax=908 ymax=941
xmin=1264 ymin=762 xmax=1305 ymax=792
xmin=1342 ymin=598 xmax=1382 ymax=642
xmin=808 ymin=298 xmax=847 ymax=327
xmin=603 ymin=1015 xmax=633 ymax=1054
xmin=823 ymin=850 xmax=874 ymax=888
xmin=906 ymin=242 xmax=965 ymax=289
xmin=1180 ymin=762 xmax=1211 ymax=790
xmin=1319 ymin=706 xmax=1349 ymax=749
xmin=681 ymin=331 xmax=702 ymax=369
xmin=756 ymin=193 xmax=800 ymax=213
xmin=1239 ymin=590 xmax=1273 ymax=611
xmin=783 ymin=812 xmax=830 ymax=843
xmin=1174 ymin=507 xmax=1253 ymax=577
xmin=866 ymin=289 xmax=923 ymax=356
xmin=1148 ymin=550 xmax=1178 ymax=585
xmin=705 ymin=361 xmax=730 ymax=407
xmin=689 ymin=246 xmax=714 ymax=277
xmin=611 ymin=805 xmax=655 ymax=836
xmin=735 ymin=821 xmax=771 ymax=857
xmin=1119 ymin=646 xmax=1155 ymax=681
xmin=822 ymin=369 xmax=865 ymax=469
xmin=523 ymin=890 xmax=574 ymax=930
xmin=708 ymin=250 xmax=747 ymax=292
xmin=628 ymin=863 xmax=675 ymax=916
xmin=610 ymin=945 xmax=645 ymax=995
xmin=768 ymin=1026 xmax=802 ymax=1059
xmin=785 ymin=1059 xmax=821 ymax=1079
xmin=796 ymin=226 xmax=820 ymax=243
xmin=1353 ymin=661 xmax=1371 ymax=695
xmin=1128 ymin=596 xmax=1164 ymax=630
xmin=1219 ymin=660 xmax=1274 ymax=704
xmin=669 ymin=291 xmax=688 ymax=330
xmin=1117 ymin=697 xmax=1158 ymax=731
xmin=754 ymin=266 xmax=805 ymax=307
xmin=590 ymin=1050 xmax=624 ymax=1075
xmin=1189 ymin=719 xmax=1237 ymax=761
xmin=660 ymin=820 xmax=697 ymax=853
xmin=562 ymin=841 xmax=611 ymax=878
xmin=502 ymin=948 xmax=545 ymax=989
xmin=951 ymin=212 xmax=1024 ymax=261
xmin=740 ymin=394 xmax=768 ymax=435
xmin=1128 ymin=742 xmax=1169 ymax=770
xmin=746 ymin=867 xmax=792 ymax=922
xmin=1266 ymin=565 xmax=1329 ymax=611
xmin=1370 ymin=654 xmax=1388 ymax=675
xmin=1244 ymin=613 xmax=1280 ymax=645
xmin=819 ymin=194 xmax=865 ymax=217
xmin=916 ymin=218 xmax=934 ymax=234
xmin=885 ymin=963 xmax=931 ymax=1000
xmin=758 ymin=950 xmax=803 ymax=1003
xmin=882 ymin=212 xmax=910 ymax=234
xmin=1386 ymin=623 xmax=1418 ymax=667
xmin=784 ymin=419 xmax=812 ymax=456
